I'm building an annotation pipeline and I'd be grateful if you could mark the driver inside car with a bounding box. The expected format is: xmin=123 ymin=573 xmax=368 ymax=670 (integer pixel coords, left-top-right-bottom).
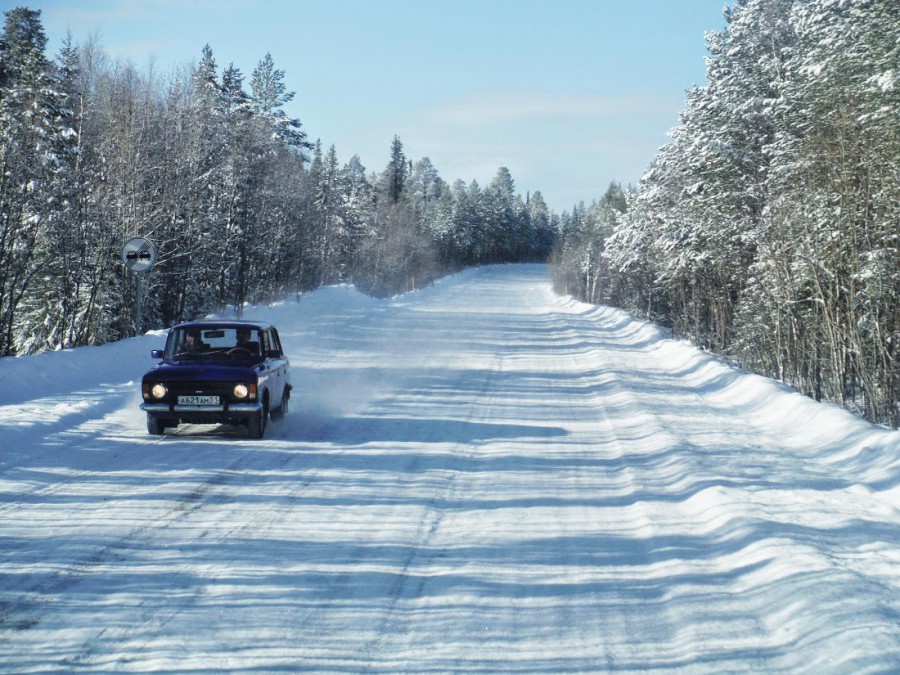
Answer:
xmin=235 ymin=327 xmax=260 ymax=355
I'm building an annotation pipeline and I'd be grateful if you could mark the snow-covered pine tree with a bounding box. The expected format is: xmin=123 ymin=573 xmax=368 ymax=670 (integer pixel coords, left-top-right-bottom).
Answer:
xmin=250 ymin=51 xmax=310 ymax=157
xmin=0 ymin=7 xmax=75 ymax=355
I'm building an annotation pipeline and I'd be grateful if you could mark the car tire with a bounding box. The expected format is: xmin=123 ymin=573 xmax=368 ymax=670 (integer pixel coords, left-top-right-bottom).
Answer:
xmin=248 ymin=402 xmax=268 ymax=439
xmin=147 ymin=415 xmax=166 ymax=435
xmin=271 ymin=387 xmax=289 ymax=420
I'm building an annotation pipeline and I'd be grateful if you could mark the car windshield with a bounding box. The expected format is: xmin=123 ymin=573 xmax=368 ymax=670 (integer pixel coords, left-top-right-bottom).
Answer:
xmin=166 ymin=326 xmax=262 ymax=360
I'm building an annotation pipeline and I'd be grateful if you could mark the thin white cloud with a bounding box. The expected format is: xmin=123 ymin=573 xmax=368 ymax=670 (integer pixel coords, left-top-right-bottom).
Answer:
xmin=426 ymin=91 xmax=675 ymax=128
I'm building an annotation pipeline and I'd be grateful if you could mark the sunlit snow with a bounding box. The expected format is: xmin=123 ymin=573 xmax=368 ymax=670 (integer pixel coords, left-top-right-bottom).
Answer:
xmin=1 ymin=264 xmax=898 ymax=672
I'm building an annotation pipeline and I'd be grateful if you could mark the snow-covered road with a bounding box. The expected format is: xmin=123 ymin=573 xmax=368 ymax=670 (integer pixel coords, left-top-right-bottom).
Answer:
xmin=2 ymin=264 xmax=899 ymax=672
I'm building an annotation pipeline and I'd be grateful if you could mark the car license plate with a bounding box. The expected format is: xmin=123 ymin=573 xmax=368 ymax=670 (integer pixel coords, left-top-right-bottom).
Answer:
xmin=178 ymin=395 xmax=220 ymax=405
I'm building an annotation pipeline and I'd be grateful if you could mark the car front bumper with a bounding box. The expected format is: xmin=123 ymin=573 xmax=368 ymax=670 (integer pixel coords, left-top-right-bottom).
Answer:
xmin=141 ymin=401 xmax=263 ymax=423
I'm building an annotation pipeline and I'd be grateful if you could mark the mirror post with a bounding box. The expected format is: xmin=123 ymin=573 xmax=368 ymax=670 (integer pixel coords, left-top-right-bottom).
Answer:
xmin=135 ymin=272 xmax=143 ymax=337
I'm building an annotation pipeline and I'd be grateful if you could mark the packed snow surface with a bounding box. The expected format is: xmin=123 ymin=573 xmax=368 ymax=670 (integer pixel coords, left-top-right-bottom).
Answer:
xmin=1 ymin=264 xmax=899 ymax=672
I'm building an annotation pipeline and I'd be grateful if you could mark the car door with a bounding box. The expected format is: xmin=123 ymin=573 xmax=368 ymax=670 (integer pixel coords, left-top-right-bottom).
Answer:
xmin=263 ymin=328 xmax=289 ymax=408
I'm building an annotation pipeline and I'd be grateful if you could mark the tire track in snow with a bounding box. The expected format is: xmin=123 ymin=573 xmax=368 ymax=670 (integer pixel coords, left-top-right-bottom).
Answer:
xmin=0 ymin=406 xmax=333 ymax=650
xmin=0 ymin=446 xmax=246 ymax=637
xmin=55 ymin=416 xmax=343 ymax=669
xmin=360 ymin=345 xmax=509 ymax=666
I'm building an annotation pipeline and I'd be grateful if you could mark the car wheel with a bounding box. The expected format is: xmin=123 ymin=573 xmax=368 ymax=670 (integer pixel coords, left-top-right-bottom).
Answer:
xmin=271 ymin=387 xmax=289 ymax=420
xmin=147 ymin=415 xmax=166 ymax=435
xmin=248 ymin=402 xmax=268 ymax=439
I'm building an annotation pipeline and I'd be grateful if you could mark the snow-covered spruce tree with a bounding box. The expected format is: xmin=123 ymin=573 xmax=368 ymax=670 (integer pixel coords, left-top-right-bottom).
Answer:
xmin=352 ymin=137 xmax=417 ymax=295
xmin=737 ymin=0 xmax=900 ymax=425
xmin=527 ymin=190 xmax=556 ymax=262
xmin=431 ymin=179 xmax=458 ymax=266
xmin=308 ymin=143 xmax=346 ymax=286
xmin=587 ymin=0 xmax=794 ymax=347
xmin=482 ymin=167 xmax=518 ymax=263
xmin=0 ymin=7 xmax=76 ymax=355
xmin=602 ymin=188 xmax=659 ymax=319
xmin=148 ymin=44 xmax=228 ymax=328
xmin=382 ymin=135 xmax=409 ymax=206
xmin=336 ymin=154 xmax=373 ymax=279
xmin=148 ymin=48 xmax=308 ymax=320
xmin=10 ymin=30 xmax=80 ymax=354
xmin=549 ymin=182 xmax=627 ymax=305
xmin=462 ymin=183 xmax=485 ymax=266
xmin=511 ymin=191 xmax=532 ymax=262
xmin=406 ymin=156 xmax=446 ymax=259
xmin=598 ymin=0 xmax=897 ymax=425
xmin=369 ymin=140 xmax=442 ymax=294
xmin=648 ymin=0 xmax=795 ymax=349
xmin=439 ymin=178 xmax=477 ymax=267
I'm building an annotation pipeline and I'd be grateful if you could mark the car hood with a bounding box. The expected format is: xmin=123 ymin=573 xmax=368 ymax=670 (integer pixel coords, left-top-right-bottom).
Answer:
xmin=142 ymin=361 xmax=261 ymax=382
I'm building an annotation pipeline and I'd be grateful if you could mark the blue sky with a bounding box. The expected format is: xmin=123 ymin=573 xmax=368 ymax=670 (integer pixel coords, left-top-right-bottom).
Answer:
xmin=19 ymin=0 xmax=728 ymax=212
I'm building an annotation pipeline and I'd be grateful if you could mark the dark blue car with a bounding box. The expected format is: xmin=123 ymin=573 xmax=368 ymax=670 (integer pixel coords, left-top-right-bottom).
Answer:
xmin=141 ymin=321 xmax=291 ymax=438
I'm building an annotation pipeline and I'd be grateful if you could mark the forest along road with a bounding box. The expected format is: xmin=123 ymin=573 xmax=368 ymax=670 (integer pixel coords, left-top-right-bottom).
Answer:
xmin=1 ymin=264 xmax=899 ymax=672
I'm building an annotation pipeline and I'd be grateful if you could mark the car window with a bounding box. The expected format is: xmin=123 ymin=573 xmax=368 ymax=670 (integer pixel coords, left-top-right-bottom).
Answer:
xmin=271 ymin=328 xmax=283 ymax=353
xmin=165 ymin=327 xmax=263 ymax=358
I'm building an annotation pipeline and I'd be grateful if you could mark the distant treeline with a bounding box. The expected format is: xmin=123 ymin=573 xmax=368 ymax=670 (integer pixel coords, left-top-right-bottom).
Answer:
xmin=550 ymin=0 xmax=899 ymax=427
xmin=0 ymin=8 xmax=557 ymax=357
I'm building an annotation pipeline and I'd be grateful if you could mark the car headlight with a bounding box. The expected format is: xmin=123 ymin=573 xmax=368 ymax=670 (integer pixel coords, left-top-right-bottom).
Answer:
xmin=233 ymin=383 xmax=249 ymax=399
xmin=151 ymin=383 xmax=167 ymax=399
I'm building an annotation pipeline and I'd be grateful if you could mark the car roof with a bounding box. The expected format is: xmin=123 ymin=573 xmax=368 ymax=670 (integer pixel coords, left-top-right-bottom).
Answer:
xmin=172 ymin=320 xmax=274 ymax=331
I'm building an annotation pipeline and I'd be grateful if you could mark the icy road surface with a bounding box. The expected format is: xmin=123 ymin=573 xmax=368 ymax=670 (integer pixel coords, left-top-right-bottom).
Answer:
xmin=2 ymin=265 xmax=899 ymax=672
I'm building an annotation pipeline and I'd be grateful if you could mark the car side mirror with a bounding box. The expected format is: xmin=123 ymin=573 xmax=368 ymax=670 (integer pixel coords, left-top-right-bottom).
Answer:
xmin=151 ymin=349 xmax=164 ymax=359
xmin=267 ymin=349 xmax=282 ymax=359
